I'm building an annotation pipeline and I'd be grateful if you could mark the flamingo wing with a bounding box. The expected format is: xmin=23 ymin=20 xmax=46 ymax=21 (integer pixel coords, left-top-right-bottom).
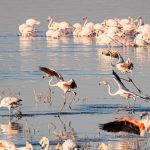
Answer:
xmin=39 ymin=66 xmax=64 ymax=81
xmin=99 ymin=118 xmax=140 ymax=135
xmin=118 ymin=53 xmax=125 ymax=63
xmin=1 ymin=97 xmax=18 ymax=106
xmin=112 ymin=70 xmax=127 ymax=89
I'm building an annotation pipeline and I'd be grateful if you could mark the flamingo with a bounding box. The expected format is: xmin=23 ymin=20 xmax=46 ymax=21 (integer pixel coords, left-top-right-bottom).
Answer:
xmin=0 ymin=96 xmax=22 ymax=117
xmin=99 ymin=70 xmax=149 ymax=108
xmin=99 ymin=112 xmax=150 ymax=137
xmin=79 ymin=17 xmax=94 ymax=37
xmin=110 ymin=51 xmax=133 ymax=74
xmin=39 ymin=66 xmax=77 ymax=116
xmin=18 ymin=23 xmax=30 ymax=35
xmin=21 ymin=26 xmax=35 ymax=37
xmin=109 ymin=51 xmax=142 ymax=93
xmin=39 ymin=136 xmax=51 ymax=150
xmin=56 ymin=139 xmax=78 ymax=150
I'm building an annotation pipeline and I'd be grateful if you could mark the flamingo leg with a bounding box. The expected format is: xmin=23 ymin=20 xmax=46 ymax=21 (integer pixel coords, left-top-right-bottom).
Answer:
xmin=120 ymin=75 xmax=142 ymax=93
xmin=58 ymin=93 xmax=67 ymax=117
xmin=126 ymin=99 xmax=131 ymax=108
xmin=9 ymin=107 xmax=11 ymax=117
xmin=69 ymin=91 xmax=77 ymax=109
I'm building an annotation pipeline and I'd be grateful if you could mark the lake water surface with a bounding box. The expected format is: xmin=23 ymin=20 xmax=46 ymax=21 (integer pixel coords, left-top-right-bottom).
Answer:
xmin=0 ymin=0 xmax=150 ymax=149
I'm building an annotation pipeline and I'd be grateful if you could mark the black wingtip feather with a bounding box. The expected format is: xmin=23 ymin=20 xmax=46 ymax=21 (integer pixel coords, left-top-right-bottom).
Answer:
xmin=112 ymin=70 xmax=122 ymax=82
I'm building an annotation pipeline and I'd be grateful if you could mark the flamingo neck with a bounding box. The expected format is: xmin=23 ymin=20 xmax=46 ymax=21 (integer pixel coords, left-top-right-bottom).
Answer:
xmin=145 ymin=114 xmax=149 ymax=122
xmin=83 ymin=18 xmax=87 ymax=27
xmin=48 ymin=18 xmax=53 ymax=29
xmin=49 ymin=77 xmax=58 ymax=87
xmin=45 ymin=142 xmax=49 ymax=150
xmin=107 ymin=84 xmax=117 ymax=96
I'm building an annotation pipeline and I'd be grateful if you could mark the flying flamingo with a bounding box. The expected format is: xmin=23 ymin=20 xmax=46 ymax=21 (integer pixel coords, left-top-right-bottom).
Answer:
xmin=99 ymin=112 xmax=150 ymax=137
xmin=99 ymin=70 xmax=149 ymax=109
xmin=39 ymin=66 xmax=77 ymax=117
xmin=0 ymin=96 xmax=22 ymax=117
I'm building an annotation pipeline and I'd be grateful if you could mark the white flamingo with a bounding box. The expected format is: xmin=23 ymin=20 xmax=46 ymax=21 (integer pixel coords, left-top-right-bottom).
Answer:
xmin=21 ymin=26 xmax=35 ymax=37
xmin=0 ymin=96 xmax=22 ymax=116
xmin=79 ymin=17 xmax=94 ymax=37
xmin=18 ymin=24 xmax=30 ymax=35
xmin=39 ymin=66 xmax=77 ymax=116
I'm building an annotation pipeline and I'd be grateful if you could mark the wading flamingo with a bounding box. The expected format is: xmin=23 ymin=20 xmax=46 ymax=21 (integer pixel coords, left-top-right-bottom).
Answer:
xmin=99 ymin=112 xmax=150 ymax=137
xmin=99 ymin=70 xmax=149 ymax=108
xmin=0 ymin=96 xmax=22 ymax=117
xmin=39 ymin=66 xmax=77 ymax=116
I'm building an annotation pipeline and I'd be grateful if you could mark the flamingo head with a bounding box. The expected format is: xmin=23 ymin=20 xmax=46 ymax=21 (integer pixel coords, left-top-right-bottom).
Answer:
xmin=47 ymin=16 xmax=52 ymax=21
xmin=83 ymin=16 xmax=87 ymax=20
xmin=140 ymin=112 xmax=149 ymax=119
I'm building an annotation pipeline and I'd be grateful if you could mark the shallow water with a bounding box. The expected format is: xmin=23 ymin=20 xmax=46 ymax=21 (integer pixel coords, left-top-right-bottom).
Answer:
xmin=0 ymin=0 xmax=150 ymax=149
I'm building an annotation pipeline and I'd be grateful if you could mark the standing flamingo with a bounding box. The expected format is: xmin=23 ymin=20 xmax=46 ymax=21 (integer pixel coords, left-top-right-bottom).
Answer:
xmin=0 ymin=96 xmax=22 ymax=117
xmin=99 ymin=112 xmax=150 ymax=137
xmin=39 ymin=66 xmax=77 ymax=116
